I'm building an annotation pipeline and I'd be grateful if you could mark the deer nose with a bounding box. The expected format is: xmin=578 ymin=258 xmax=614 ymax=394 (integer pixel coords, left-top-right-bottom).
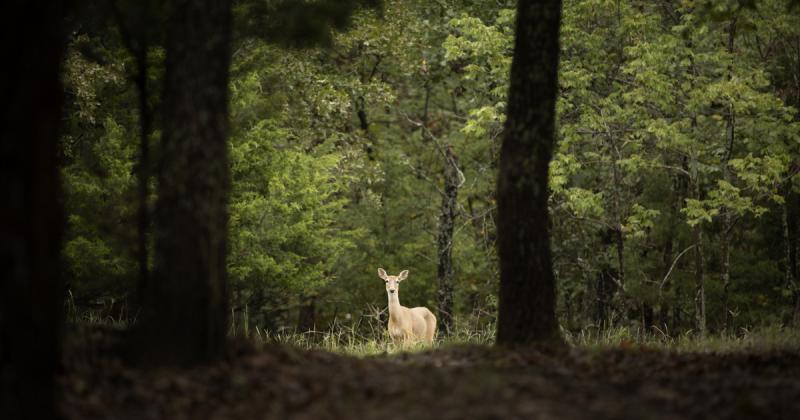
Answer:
xmin=389 ymin=289 xmax=395 ymax=294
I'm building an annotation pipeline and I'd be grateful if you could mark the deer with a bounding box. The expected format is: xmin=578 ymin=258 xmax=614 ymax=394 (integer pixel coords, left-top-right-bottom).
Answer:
xmin=377 ymin=268 xmax=437 ymax=347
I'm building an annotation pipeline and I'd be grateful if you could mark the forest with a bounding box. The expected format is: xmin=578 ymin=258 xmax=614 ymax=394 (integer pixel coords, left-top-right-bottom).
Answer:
xmin=2 ymin=0 xmax=800 ymax=419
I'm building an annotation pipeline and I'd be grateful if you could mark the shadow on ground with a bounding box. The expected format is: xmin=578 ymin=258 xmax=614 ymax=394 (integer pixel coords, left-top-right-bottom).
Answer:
xmin=60 ymin=328 xmax=800 ymax=420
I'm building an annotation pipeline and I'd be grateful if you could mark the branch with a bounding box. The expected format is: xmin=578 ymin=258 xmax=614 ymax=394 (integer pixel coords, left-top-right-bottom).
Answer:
xmin=404 ymin=160 xmax=446 ymax=197
xmin=659 ymin=244 xmax=696 ymax=294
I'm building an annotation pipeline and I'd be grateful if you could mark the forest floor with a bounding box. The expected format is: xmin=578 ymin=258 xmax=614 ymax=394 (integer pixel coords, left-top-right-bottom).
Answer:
xmin=60 ymin=328 xmax=800 ymax=420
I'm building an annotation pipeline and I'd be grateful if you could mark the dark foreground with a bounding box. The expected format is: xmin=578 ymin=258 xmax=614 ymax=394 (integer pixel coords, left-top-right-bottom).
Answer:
xmin=60 ymin=330 xmax=800 ymax=420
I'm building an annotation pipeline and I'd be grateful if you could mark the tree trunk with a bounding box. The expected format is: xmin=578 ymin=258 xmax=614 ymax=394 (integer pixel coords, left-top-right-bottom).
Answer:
xmin=692 ymin=223 xmax=706 ymax=337
xmin=496 ymin=0 xmax=562 ymax=346
xmin=720 ymin=166 xmax=732 ymax=331
xmin=690 ymin=161 xmax=707 ymax=337
xmin=783 ymin=179 xmax=799 ymax=325
xmin=641 ymin=303 xmax=654 ymax=334
xmin=138 ymin=0 xmax=232 ymax=366
xmin=792 ymin=189 xmax=800 ymax=325
xmin=596 ymin=270 xmax=608 ymax=331
xmin=134 ymin=48 xmax=152 ymax=313
xmin=111 ymin=0 xmax=154 ymax=315
xmin=672 ymin=272 xmax=683 ymax=332
xmin=608 ymin=135 xmax=627 ymax=324
xmin=297 ymin=295 xmax=317 ymax=332
xmin=672 ymin=157 xmax=691 ymax=333
xmin=791 ymin=187 xmax=799 ymax=291
xmin=595 ymin=266 xmax=616 ymax=331
xmin=659 ymin=174 xmax=677 ymax=331
xmin=0 ymin=2 xmax=67 ymax=419
xmin=720 ymin=20 xmax=736 ymax=332
xmin=436 ymin=145 xmax=459 ymax=335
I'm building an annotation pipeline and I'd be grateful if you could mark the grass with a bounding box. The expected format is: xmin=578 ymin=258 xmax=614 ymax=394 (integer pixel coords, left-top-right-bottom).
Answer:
xmin=563 ymin=323 xmax=800 ymax=353
xmin=236 ymin=317 xmax=497 ymax=357
xmin=238 ymin=322 xmax=800 ymax=357
xmin=65 ymin=296 xmax=800 ymax=356
xmin=65 ymin=291 xmax=131 ymax=329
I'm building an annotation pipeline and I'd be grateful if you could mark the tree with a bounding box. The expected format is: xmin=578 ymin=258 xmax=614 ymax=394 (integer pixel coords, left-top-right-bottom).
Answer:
xmin=1 ymin=1 xmax=67 ymax=418
xmin=496 ymin=0 xmax=563 ymax=345
xmin=137 ymin=0 xmax=233 ymax=366
xmin=437 ymin=144 xmax=461 ymax=335
xmin=56 ymin=0 xmax=800 ymax=341
xmin=109 ymin=0 xmax=162 ymax=311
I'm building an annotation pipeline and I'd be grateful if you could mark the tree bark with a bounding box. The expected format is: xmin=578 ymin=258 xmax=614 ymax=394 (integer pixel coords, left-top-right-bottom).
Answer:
xmin=608 ymin=135 xmax=627 ymax=324
xmin=297 ymin=295 xmax=317 ymax=332
xmin=595 ymin=266 xmax=616 ymax=331
xmin=496 ymin=0 xmax=562 ymax=346
xmin=436 ymin=145 xmax=459 ymax=335
xmin=692 ymin=221 xmax=706 ymax=336
xmin=720 ymin=20 xmax=736 ymax=332
xmin=642 ymin=303 xmax=654 ymax=334
xmin=659 ymin=177 xmax=676 ymax=331
xmin=659 ymin=161 xmax=693 ymax=334
xmin=690 ymin=161 xmax=707 ymax=337
xmin=110 ymin=0 xmax=154 ymax=316
xmin=792 ymin=190 xmax=800 ymax=325
xmin=134 ymin=46 xmax=152 ymax=313
xmin=673 ymin=158 xmax=691 ymax=333
xmin=138 ymin=0 xmax=232 ymax=366
xmin=0 ymin=1 xmax=67 ymax=418
xmin=783 ymin=179 xmax=799 ymax=325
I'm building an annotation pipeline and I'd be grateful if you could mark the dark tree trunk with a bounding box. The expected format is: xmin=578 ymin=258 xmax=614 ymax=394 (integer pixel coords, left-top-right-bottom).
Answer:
xmin=672 ymin=271 xmax=683 ymax=332
xmin=436 ymin=145 xmax=459 ymax=335
xmin=792 ymin=190 xmax=800 ymax=325
xmin=720 ymin=20 xmax=736 ymax=332
xmin=642 ymin=303 xmax=654 ymax=333
xmin=110 ymin=0 xmax=155 ymax=316
xmin=496 ymin=0 xmax=562 ymax=346
xmin=0 ymin=1 xmax=67 ymax=418
xmin=595 ymin=266 xmax=617 ymax=331
xmin=783 ymin=179 xmax=799 ymax=325
xmin=671 ymin=156 xmax=691 ymax=333
xmin=608 ymin=135 xmax=627 ymax=323
xmin=691 ymin=170 xmax=706 ymax=337
xmin=659 ymin=188 xmax=676 ymax=331
xmin=138 ymin=0 xmax=232 ymax=366
xmin=791 ymin=188 xmax=799 ymax=288
xmin=134 ymin=48 xmax=152 ymax=313
xmin=297 ymin=295 xmax=317 ymax=332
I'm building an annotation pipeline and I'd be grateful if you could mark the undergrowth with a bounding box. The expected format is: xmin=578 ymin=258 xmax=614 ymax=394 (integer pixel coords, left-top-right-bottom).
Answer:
xmin=563 ymin=323 xmax=800 ymax=353
xmin=65 ymin=295 xmax=800 ymax=356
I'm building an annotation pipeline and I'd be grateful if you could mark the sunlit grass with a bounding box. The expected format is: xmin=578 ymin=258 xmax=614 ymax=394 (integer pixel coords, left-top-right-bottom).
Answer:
xmin=242 ymin=323 xmax=799 ymax=357
xmin=262 ymin=327 xmax=391 ymax=356
xmin=229 ymin=315 xmax=497 ymax=357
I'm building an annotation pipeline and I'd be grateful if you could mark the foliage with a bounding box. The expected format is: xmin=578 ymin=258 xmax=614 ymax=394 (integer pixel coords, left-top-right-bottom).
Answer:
xmin=61 ymin=0 xmax=800 ymax=338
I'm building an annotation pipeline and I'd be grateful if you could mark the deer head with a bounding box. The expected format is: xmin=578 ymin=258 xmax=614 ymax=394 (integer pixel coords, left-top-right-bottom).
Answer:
xmin=377 ymin=268 xmax=408 ymax=296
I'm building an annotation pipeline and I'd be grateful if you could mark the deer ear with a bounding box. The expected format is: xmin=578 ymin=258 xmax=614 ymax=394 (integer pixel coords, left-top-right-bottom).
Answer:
xmin=398 ymin=270 xmax=409 ymax=281
xmin=378 ymin=268 xmax=388 ymax=280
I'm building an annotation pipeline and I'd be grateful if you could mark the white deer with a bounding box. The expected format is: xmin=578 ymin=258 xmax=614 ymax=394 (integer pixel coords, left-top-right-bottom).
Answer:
xmin=377 ymin=268 xmax=437 ymax=347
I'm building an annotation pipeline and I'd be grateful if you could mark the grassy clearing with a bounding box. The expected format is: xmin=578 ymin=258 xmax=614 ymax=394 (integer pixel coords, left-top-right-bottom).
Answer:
xmin=235 ymin=319 xmax=497 ymax=357
xmin=237 ymin=322 xmax=800 ymax=357
xmin=66 ymin=296 xmax=800 ymax=356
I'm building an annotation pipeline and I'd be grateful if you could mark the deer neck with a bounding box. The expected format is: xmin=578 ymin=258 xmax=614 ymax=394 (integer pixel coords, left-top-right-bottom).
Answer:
xmin=387 ymin=292 xmax=403 ymax=320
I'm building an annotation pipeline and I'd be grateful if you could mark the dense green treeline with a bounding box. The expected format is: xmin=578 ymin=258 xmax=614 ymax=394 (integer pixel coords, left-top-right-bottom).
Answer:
xmin=62 ymin=0 xmax=799 ymax=337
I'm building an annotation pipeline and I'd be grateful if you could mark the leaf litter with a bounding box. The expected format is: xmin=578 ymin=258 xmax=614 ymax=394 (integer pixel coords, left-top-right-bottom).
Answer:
xmin=60 ymin=328 xmax=800 ymax=420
